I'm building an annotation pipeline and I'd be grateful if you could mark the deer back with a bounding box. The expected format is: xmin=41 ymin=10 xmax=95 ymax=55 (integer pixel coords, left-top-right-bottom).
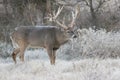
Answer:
xmin=11 ymin=26 xmax=69 ymax=49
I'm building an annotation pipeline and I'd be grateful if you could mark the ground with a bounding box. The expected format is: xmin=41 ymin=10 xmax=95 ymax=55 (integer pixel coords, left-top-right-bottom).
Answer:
xmin=0 ymin=50 xmax=120 ymax=80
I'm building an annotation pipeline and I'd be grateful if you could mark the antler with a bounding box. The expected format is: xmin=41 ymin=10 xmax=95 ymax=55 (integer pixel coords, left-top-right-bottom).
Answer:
xmin=47 ymin=6 xmax=64 ymax=22
xmin=69 ymin=4 xmax=80 ymax=28
xmin=47 ymin=4 xmax=80 ymax=30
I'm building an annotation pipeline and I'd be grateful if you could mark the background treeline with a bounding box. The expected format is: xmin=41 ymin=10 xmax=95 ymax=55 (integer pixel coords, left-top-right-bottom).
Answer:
xmin=0 ymin=0 xmax=120 ymax=42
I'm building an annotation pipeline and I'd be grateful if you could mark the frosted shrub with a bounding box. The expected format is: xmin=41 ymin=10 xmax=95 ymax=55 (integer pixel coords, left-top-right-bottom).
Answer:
xmin=58 ymin=28 xmax=120 ymax=60
xmin=0 ymin=42 xmax=12 ymax=58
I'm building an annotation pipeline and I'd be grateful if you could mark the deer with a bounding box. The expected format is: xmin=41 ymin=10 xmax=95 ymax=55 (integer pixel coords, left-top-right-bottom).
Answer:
xmin=10 ymin=4 xmax=80 ymax=65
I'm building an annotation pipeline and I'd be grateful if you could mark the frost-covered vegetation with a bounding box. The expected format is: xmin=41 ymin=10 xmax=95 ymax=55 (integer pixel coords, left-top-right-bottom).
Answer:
xmin=58 ymin=28 xmax=120 ymax=59
xmin=0 ymin=43 xmax=12 ymax=58
xmin=0 ymin=58 xmax=120 ymax=80
xmin=0 ymin=28 xmax=120 ymax=80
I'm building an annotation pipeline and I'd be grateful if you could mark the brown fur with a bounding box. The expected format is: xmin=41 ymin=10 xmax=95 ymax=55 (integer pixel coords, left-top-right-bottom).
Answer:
xmin=10 ymin=26 xmax=71 ymax=65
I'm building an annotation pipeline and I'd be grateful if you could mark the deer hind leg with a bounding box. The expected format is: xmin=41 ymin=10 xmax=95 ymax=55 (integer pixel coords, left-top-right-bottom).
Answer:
xmin=12 ymin=48 xmax=20 ymax=63
xmin=19 ymin=45 xmax=27 ymax=62
xmin=46 ymin=47 xmax=56 ymax=65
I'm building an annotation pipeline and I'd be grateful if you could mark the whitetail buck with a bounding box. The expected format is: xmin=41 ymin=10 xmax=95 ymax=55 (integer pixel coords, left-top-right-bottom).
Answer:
xmin=10 ymin=5 xmax=79 ymax=65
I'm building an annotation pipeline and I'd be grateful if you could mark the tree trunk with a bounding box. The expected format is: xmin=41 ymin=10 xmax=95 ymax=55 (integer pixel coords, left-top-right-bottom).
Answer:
xmin=3 ymin=0 xmax=8 ymax=15
xmin=44 ymin=0 xmax=52 ymax=25
xmin=89 ymin=0 xmax=98 ymax=29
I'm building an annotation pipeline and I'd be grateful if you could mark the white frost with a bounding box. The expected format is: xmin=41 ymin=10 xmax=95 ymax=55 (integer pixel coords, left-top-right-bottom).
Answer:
xmin=0 ymin=57 xmax=120 ymax=80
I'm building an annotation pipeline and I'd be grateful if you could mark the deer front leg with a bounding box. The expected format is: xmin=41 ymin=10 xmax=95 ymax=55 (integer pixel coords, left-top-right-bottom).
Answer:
xmin=46 ymin=47 xmax=55 ymax=65
xmin=12 ymin=48 xmax=20 ymax=63
xmin=52 ymin=50 xmax=56 ymax=65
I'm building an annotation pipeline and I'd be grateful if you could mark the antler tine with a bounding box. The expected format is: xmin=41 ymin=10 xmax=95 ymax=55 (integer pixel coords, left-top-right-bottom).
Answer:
xmin=44 ymin=6 xmax=64 ymax=22
xmin=54 ymin=5 xmax=64 ymax=19
xmin=69 ymin=4 xmax=80 ymax=28
xmin=53 ymin=5 xmax=68 ymax=29
xmin=55 ymin=20 xmax=68 ymax=29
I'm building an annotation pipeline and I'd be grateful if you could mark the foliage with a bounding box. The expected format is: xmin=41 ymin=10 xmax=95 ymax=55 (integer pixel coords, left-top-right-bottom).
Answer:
xmin=58 ymin=28 xmax=120 ymax=59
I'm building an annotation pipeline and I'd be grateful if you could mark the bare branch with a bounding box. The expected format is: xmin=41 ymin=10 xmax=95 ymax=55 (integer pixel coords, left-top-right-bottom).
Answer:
xmin=56 ymin=0 xmax=79 ymax=6
xmin=95 ymin=0 xmax=107 ymax=12
xmin=84 ymin=0 xmax=90 ymax=7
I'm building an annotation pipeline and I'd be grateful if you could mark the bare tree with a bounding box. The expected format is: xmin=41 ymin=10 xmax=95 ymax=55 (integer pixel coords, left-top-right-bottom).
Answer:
xmin=84 ymin=0 xmax=108 ymax=29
